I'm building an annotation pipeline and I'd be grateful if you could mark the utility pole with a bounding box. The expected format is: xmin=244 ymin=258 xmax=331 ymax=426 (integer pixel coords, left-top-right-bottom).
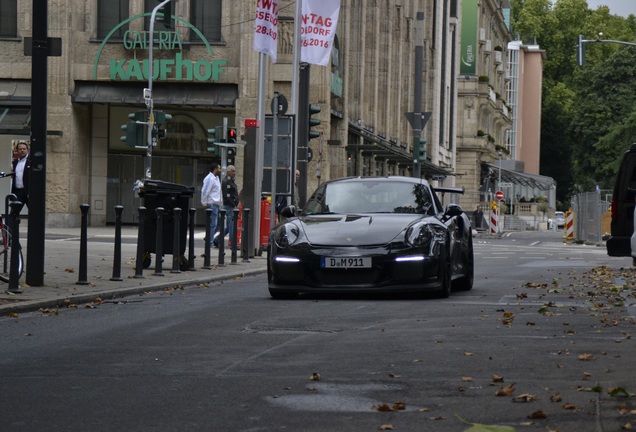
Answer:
xmin=144 ymin=0 xmax=173 ymax=179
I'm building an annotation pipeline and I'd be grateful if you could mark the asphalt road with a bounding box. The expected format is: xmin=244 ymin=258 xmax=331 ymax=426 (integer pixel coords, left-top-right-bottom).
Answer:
xmin=1 ymin=229 xmax=634 ymax=432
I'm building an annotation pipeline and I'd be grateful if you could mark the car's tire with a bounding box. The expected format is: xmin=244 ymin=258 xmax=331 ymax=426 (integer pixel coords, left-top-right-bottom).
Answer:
xmin=436 ymin=244 xmax=452 ymax=298
xmin=453 ymin=236 xmax=474 ymax=291
xmin=269 ymin=288 xmax=299 ymax=299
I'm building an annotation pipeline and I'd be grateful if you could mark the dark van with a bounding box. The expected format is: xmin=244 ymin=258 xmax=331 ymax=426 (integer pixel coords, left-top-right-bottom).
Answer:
xmin=606 ymin=143 xmax=636 ymax=257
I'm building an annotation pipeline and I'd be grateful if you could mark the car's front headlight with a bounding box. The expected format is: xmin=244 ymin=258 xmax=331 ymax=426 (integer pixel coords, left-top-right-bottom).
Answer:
xmin=274 ymin=223 xmax=300 ymax=249
xmin=406 ymin=223 xmax=443 ymax=249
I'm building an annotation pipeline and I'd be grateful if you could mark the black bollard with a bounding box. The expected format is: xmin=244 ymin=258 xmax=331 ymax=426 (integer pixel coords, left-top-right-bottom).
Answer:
xmin=3 ymin=193 xmax=17 ymax=275
xmin=154 ymin=207 xmax=165 ymax=276
xmin=76 ymin=204 xmax=90 ymax=285
xmin=6 ymin=200 xmax=23 ymax=294
xmin=203 ymin=208 xmax=212 ymax=269
xmin=134 ymin=207 xmax=147 ymax=278
xmin=188 ymin=208 xmax=196 ymax=271
xmin=171 ymin=207 xmax=182 ymax=273
xmin=110 ymin=205 xmax=124 ymax=281
xmin=217 ymin=208 xmax=225 ymax=267
xmin=241 ymin=208 xmax=251 ymax=263
xmin=230 ymin=208 xmax=239 ymax=264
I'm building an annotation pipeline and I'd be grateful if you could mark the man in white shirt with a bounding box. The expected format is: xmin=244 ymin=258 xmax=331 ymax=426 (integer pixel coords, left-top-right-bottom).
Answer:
xmin=11 ymin=141 xmax=30 ymax=214
xmin=201 ymin=163 xmax=222 ymax=246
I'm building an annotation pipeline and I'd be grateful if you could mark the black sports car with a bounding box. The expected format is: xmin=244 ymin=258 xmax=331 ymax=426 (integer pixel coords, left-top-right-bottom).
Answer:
xmin=267 ymin=176 xmax=474 ymax=299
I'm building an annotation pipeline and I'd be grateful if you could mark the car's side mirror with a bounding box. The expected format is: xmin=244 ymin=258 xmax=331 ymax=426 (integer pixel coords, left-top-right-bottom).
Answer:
xmin=280 ymin=205 xmax=297 ymax=218
xmin=444 ymin=203 xmax=463 ymax=218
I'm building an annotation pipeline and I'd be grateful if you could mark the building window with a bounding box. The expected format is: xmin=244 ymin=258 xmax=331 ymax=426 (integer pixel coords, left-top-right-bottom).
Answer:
xmin=0 ymin=0 xmax=18 ymax=38
xmin=190 ymin=0 xmax=222 ymax=42
xmin=97 ymin=0 xmax=129 ymax=39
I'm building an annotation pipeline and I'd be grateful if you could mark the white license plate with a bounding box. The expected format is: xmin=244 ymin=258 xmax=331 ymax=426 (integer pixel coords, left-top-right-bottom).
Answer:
xmin=321 ymin=257 xmax=372 ymax=269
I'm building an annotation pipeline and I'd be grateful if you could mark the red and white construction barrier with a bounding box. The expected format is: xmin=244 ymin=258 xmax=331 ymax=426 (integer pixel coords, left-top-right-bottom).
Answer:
xmin=564 ymin=210 xmax=574 ymax=239
xmin=489 ymin=207 xmax=499 ymax=235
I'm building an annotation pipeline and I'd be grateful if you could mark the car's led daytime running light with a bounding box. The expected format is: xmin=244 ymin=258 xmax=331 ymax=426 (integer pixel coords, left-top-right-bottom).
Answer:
xmin=395 ymin=255 xmax=426 ymax=262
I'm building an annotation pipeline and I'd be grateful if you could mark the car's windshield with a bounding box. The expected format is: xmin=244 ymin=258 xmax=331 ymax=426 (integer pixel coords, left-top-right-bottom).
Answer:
xmin=304 ymin=181 xmax=435 ymax=215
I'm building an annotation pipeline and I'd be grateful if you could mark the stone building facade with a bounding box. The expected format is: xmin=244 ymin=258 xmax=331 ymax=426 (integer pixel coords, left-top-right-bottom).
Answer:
xmin=0 ymin=0 xmax=489 ymax=228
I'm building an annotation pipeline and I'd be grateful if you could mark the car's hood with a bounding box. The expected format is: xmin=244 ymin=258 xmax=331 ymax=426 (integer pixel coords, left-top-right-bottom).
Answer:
xmin=298 ymin=214 xmax=425 ymax=245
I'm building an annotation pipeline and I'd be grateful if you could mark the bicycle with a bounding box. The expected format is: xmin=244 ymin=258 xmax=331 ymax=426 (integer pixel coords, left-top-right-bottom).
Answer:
xmin=0 ymin=172 xmax=24 ymax=283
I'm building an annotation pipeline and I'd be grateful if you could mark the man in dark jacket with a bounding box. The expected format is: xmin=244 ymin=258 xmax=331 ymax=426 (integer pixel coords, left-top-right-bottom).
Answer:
xmin=11 ymin=141 xmax=30 ymax=214
xmin=217 ymin=165 xmax=240 ymax=247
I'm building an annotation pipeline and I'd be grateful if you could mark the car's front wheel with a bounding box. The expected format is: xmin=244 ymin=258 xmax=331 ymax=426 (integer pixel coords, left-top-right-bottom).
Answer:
xmin=453 ymin=236 xmax=474 ymax=291
xmin=436 ymin=244 xmax=452 ymax=298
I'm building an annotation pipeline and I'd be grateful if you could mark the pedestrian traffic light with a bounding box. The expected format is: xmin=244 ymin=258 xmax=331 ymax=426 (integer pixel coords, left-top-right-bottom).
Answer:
xmin=207 ymin=126 xmax=220 ymax=154
xmin=227 ymin=147 xmax=236 ymax=166
xmin=227 ymin=127 xmax=237 ymax=143
xmin=158 ymin=0 xmax=173 ymax=29
xmin=120 ymin=111 xmax=146 ymax=148
xmin=308 ymin=104 xmax=321 ymax=140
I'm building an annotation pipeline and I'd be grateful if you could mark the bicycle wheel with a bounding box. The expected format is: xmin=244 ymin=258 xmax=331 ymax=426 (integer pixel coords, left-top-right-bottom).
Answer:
xmin=0 ymin=226 xmax=24 ymax=283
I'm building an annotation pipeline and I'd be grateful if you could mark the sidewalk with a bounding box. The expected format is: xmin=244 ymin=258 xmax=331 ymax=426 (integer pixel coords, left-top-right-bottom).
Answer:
xmin=0 ymin=225 xmax=268 ymax=314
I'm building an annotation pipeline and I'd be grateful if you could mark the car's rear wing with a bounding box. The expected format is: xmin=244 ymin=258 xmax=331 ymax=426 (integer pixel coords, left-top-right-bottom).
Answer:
xmin=433 ymin=186 xmax=465 ymax=195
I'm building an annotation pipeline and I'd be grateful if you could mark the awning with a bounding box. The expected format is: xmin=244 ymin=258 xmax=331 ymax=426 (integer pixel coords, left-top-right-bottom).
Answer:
xmin=0 ymin=106 xmax=31 ymax=134
xmin=485 ymin=163 xmax=555 ymax=190
xmin=347 ymin=121 xmax=454 ymax=178
xmin=72 ymin=81 xmax=238 ymax=107
xmin=0 ymin=80 xmax=31 ymax=105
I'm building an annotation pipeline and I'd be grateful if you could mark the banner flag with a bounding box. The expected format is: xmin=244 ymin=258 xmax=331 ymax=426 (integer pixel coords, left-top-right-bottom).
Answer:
xmin=300 ymin=0 xmax=340 ymax=66
xmin=254 ymin=0 xmax=279 ymax=63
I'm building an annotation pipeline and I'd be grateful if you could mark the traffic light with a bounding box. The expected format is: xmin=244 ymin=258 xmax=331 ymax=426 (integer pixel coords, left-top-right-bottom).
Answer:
xmin=308 ymin=104 xmax=321 ymax=140
xmin=120 ymin=111 xmax=146 ymax=148
xmin=207 ymin=126 xmax=220 ymax=154
xmin=153 ymin=110 xmax=171 ymax=140
xmin=414 ymin=137 xmax=427 ymax=162
xmin=158 ymin=0 xmax=173 ymax=29
xmin=227 ymin=147 xmax=236 ymax=166
xmin=577 ymin=34 xmax=586 ymax=66
xmin=227 ymin=127 xmax=237 ymax=143
xmin=154 ymin=110 xmax=172 ymax=125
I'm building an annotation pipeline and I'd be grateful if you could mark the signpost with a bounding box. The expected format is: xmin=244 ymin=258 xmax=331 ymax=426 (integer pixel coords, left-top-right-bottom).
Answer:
xmin=495 ymin=191 xmax=505 ymax=201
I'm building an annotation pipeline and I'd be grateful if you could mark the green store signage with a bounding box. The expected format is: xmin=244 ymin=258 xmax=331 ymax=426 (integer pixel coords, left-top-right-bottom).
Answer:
xmin=93 ymin=13 xmax=227 ymax=82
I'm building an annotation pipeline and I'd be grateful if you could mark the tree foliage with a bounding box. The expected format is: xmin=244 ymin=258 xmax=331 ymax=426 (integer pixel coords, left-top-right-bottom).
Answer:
xmin=511 ymin=0 xmax=636 ymax=202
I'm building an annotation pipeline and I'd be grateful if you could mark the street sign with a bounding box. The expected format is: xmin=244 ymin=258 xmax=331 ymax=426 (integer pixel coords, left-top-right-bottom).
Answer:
xmin=495 ymin=191 xmax=504 ymax=201
xmin=499 ymin=182 xmax=513 ymax=188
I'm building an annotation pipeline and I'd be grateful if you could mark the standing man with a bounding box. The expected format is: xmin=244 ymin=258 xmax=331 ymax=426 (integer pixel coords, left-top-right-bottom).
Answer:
xmin=472 ymin=205 xmax=483 ymax=230
xmin=201 ymin=163 xmax=222 ymax=247
xmin=11 ymin=140 xmax=30 ymax=214
xmin=219 ymin=165 xmax=240 ymax=247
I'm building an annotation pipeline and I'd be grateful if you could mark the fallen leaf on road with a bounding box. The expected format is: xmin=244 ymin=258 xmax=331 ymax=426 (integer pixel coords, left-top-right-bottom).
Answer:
xmin=379 ymin=424 xmax=394 ymax=430
xmin=309 ymin=372 xmax=321 ymax=381
xmin=495 ymin=384 xmax=516 ymax=396
xmin=527 ymin=410 xmax=546 ymax=419
xmin=578 ymin=353 xmax=594 ymax=361
xmin=492 ymin=374 xmax=504 ymax=383
xmin=513 ymin=393 xmax=535 ymax=402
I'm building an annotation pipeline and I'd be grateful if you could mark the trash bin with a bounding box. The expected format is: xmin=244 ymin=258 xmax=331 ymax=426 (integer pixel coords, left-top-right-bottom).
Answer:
xmin=138 ymin=179 xmax=194 ymax=269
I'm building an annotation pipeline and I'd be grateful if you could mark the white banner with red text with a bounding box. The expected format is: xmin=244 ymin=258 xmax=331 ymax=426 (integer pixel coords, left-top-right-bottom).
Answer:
xmin=300 ymin=0 xmax=341 ymax=66
xmin=254 ymin=0 xmax=279 ymax=63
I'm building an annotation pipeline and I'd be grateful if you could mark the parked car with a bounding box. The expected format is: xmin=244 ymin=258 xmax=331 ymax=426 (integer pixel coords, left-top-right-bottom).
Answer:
xmin=554 ymin=211 xmax=565 ymax=229
xmin=632 ymin=206 xmax=636 ymax=266
xmin=607 ymin=143 xmax=636 ymax=258
xmin=267 ymin=176 xmax=474 ymax=299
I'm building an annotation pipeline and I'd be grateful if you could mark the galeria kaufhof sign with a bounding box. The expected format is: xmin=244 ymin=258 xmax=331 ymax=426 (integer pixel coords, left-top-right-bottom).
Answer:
xmin=93 ymin=13 xmax=227 ymax=82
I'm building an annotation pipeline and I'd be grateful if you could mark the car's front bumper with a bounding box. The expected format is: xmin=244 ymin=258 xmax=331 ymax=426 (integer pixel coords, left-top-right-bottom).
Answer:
xmin=268 ymin=248 xmax=443 ymax=293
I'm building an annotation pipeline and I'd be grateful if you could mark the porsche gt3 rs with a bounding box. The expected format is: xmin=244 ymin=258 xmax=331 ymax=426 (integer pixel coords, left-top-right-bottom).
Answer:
xmin=267 ymin=176 xmax=474 ymax=299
